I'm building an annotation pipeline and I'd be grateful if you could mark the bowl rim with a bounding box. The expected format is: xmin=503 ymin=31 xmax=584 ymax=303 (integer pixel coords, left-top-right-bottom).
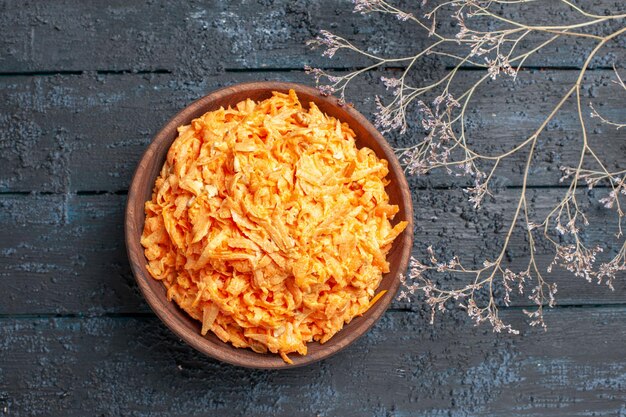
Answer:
xmin=125 ymin=81 xmax=414 ymax=369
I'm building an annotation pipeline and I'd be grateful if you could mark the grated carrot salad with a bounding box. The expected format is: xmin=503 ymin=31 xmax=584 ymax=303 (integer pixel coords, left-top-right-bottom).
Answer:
xmin=141 ymin=90 xmax=407 ymax=363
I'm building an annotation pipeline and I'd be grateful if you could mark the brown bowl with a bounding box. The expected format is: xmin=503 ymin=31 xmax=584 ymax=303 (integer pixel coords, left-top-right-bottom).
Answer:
xmin=125 ymin=81 xmax=413 ymax=369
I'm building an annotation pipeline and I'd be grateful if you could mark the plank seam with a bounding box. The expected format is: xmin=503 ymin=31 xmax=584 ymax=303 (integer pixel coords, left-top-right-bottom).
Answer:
xmin=391 ymin=302 xmax=626 ymax=313
xmin=3 ymin=303 xmax=626 ymax=319
xmin=0 ymin=66 xmax=616 ymax=77
xmin=0 ymin=69 xmax=172 ymax=77
xmin=0 ymin=184 xmax=613 ymax=196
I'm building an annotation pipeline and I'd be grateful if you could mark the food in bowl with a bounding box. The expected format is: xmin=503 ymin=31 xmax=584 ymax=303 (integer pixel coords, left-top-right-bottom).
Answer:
xmin=141 ymin=90 xmax=407 ymax=363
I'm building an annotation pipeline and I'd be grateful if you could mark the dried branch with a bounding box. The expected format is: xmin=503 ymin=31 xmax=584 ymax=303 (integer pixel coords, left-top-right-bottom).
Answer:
xmin=590 ymin=66 xmax=626 ymax=130
xmin=307 ymin=0 xmax=626 ymax=332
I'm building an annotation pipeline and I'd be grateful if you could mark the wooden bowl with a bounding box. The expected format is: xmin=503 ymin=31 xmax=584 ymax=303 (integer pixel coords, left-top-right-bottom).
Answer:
xmin=125 ymin=81 xmax=414 ymax=369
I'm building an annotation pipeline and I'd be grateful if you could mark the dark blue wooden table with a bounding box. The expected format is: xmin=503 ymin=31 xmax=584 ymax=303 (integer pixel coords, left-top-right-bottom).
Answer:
xmin=1 ymin=1 xmax=625 ymax=416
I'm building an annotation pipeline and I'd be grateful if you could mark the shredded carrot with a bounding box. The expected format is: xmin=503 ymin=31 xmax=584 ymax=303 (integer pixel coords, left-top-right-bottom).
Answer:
xmin=367 ymin=290 xmax=388 ymax=310
xmin=141 ymin=90 xmax=408 ymax=362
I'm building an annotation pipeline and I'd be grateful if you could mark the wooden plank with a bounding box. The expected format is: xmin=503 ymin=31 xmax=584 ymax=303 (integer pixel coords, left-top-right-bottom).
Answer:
xmin=0 ymin=0 xmax=623 ymax=73
xmin=0 ymin=192 xmax=623 ymax=315
xmin=1 ymin=69 xmax=624 ymax=192
xmin=0 ymin=307 xmax=625 ymax=416
xmin=0 ymin=194 xmax=143 ymax=315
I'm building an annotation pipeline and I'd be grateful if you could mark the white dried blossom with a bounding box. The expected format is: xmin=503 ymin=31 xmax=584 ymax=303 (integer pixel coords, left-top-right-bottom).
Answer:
xmin=352 ymin=0 xmax=383 ymax=13
xmin=381 ymin=76 xmax=402 ymax=90
xmin=318 ymin=84 xmax=336 ymax=96
xmin=374 ymin=95 xmax=406 ymax=133
xmin=485 ymin=54 xmax=517 ymax=80
xmin=465 ymin=180 xmax=491 ymax=209
xmin=395 ymin=10 xmax=413 ymax=21
xmin=353 ymin=0 xmax=414 ymax=21
xmin=306 ymin=30 xmax=346 ymax=58
xmin=548 ymin=244 xmax=603 ymax=282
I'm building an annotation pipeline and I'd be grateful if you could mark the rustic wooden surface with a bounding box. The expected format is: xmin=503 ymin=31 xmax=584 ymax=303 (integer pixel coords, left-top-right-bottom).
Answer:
xmin=124 ymin=81 xmax=414 ymax=368
xmin=0 ymin=1 xmax=625 ymax=416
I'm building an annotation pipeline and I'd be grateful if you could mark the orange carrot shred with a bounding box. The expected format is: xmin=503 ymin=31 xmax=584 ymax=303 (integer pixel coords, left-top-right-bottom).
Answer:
xmin=141 ymin=90 xmax=408 ymax=363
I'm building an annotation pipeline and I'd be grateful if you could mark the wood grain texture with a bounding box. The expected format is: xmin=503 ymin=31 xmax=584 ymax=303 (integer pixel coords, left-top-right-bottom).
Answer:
xmin=0 ymin=0 xmax=625 ymax=413
xmin=1 ymin=70 xmax=624 ymax=192
xmin=1 ymin=192 xmax=623 ymax=316
xmin=124 ymin=81 xmax=413 ymax=368
xmin=1 ymin=308 xmax=625 ymax=417
xmin=0 ymin=0 xmax=623 ymax=73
